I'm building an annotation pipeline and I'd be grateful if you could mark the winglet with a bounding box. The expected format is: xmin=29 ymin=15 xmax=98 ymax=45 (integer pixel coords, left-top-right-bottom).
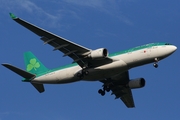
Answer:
xmin=9 ymin=13 xmax=17 ymax=19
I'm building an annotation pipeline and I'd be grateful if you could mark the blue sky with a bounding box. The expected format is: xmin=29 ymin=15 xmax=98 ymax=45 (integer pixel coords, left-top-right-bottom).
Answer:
xmin=0 ymin=0 xmax=180 ymax=119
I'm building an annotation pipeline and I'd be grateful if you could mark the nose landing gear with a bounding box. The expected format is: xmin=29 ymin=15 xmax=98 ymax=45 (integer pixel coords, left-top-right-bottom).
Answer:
xmin=153 ymin=58 xmax=159 ymax=68
xmin=153 ymin=63 xmax=158 ymax=68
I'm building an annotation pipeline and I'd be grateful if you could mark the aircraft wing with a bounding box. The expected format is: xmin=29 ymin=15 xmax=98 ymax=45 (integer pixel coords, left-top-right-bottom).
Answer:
xmin=10 ymin=13 xmax=112 ymax=68
xmin=101 ymin=71 xmax=135 ymax=108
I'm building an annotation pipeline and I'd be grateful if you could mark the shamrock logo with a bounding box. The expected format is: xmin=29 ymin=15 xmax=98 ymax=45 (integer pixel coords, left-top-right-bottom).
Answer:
xmin=27 ymin=58 xmax=40 ymax=71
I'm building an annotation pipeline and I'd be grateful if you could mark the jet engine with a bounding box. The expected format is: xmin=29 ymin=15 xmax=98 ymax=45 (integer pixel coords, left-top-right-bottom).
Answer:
xmin=128 ymin=78 xmax=145 ymax=89
xmin=88 ymin=48 xmax=108 ymax=59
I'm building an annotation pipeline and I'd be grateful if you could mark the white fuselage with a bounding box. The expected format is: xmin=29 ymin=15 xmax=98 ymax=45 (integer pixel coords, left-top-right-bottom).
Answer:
xmin=32 ymin=45 xmax=176 ymax=84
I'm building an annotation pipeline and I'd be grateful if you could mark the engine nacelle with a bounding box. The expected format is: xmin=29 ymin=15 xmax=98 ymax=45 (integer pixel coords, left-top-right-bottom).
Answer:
xmin=88 ymin=48 xmax=108 ymax=59
xmin=128 ymin=78 xmax=145 ymax=89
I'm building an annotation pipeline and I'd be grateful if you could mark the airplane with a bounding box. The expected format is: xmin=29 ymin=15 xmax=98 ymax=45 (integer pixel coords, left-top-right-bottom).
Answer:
xmin=2 ymin=13 xmax=177 ymax=108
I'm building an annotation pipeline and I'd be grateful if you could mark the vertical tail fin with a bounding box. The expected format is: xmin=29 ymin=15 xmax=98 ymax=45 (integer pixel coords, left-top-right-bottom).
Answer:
xmin=24 ymin=51 xmax=48 ymax=75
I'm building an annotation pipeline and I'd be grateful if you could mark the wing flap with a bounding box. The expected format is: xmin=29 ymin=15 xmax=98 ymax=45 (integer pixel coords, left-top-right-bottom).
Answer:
xmin=112 ymin=86 xmax=135 ymax=108
xmin=120 ymin=88 xmax=135 ymax=108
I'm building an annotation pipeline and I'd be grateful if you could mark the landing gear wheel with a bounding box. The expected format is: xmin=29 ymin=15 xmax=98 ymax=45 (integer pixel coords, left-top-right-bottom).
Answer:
xmin=77 ymin=73 xmax=82 ymax=77
xmin=153 ymin=63 xmax=158 ymax=68
xmin=98 ymin=89 xmax=105 ymax=96
xmin=84 ymin=70 xmax=89 ymax=75
xmin=103 ymin=86 xmax=110 ymax=92
xmin=106 ymin=87 xmax=110 ymax=92
xmin=101 ymin=91 xmax=105 ymax=96
xmin=77 ymin=69 xmax=89 ymax=79
xmin=153 ymin=58 xmax=159 ymax=68
xmin=77 ymin=73 xmax=83 ymax=79
xmin=98 ymin=89 xmax=102 ymax=94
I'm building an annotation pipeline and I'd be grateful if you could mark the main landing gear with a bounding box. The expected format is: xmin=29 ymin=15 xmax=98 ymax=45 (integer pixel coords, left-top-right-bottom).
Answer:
xmin=98 ymin=84 xmax=111 ymax=96
xmin=153 ymin=58 xmax=159 ymax=68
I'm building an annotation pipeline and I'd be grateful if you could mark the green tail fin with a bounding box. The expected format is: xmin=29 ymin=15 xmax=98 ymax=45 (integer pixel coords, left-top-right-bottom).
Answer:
xmin=24 ymin=51 xmax=48 ymax=75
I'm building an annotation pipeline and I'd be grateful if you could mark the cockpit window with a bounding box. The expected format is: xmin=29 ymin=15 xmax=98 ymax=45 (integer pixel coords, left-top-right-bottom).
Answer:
xmin=165 ymin=43 xmax=171 ymax=45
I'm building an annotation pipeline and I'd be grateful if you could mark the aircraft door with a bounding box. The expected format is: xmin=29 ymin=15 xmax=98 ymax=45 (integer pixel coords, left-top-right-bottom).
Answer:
xmin=146 ymin=47 xmax=151 ymax=57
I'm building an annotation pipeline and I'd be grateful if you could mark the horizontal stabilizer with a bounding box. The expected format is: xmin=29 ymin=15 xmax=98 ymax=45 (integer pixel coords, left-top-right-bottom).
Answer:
xmin=2 ymin=63 xmax=35 ymax=79
xmin=31 ymin=83 xmax=45 ymax=93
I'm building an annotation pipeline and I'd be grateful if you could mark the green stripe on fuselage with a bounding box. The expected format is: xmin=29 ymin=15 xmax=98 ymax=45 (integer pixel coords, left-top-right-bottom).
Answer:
xmin=109 ymin=42 xmax=168 ymax=57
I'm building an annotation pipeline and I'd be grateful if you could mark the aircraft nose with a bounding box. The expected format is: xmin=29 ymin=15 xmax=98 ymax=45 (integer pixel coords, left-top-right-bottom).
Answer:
xmin=171 ymin=45 xmax=177 ymax=52
xmin=174 ymin=46 xmax=177 ymax=51
xmin=167 ymin=45 xmax=177 ymax=54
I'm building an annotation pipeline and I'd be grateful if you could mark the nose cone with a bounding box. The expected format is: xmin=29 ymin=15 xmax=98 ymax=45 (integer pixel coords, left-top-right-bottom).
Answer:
xmin=170 ymin=45 xmax=177 ymax=52
xmin=173 ymin=46 xmax=177 ymax=51
xmin=167 ymin=45 xmax=177 ymax=54
xmin=158 ymin=45 xmax=177 ymax=59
